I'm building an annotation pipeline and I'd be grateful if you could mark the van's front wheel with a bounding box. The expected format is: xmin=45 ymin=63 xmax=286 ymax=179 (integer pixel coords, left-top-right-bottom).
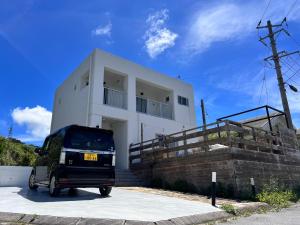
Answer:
xmin=49 ymin=175 xmax=60 ymax=197
xmin=99 ymin=186 xmax=112 ymax=197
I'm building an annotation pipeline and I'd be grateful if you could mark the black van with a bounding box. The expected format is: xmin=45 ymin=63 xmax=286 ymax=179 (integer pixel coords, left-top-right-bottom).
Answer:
xmin=28 ymin=125 xmax=115 ymax=197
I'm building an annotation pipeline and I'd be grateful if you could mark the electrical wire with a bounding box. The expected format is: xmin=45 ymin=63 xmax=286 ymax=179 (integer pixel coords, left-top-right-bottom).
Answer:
xmin=258 ymin=62 xmax=270 ymax=105
xmin=285 ymin=0 xmax=299 ymax=18
xmin=259 ymin=0 xmax=272 ymax=23
xmin=258 ymin=75 xmax=266 ymax=105
xmin=265 ymin=70 xmax=269 ymax=104
xmin=286 ymin=67 xmax=300 ymax=81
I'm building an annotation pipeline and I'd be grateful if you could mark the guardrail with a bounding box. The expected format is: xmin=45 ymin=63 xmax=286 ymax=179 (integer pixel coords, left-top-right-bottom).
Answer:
xmin=103 ymin=87 xmax=127 ymax=109
xmin=136 ymin=96 xmax=173 ymax=120
xmin=129 ymin=120 xmax=288 ymax=165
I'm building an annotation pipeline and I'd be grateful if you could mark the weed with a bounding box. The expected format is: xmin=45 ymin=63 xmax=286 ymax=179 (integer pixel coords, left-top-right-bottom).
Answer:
xmin=220 ymin=203 xmax=236 ymax=215
xmin=256 ymin=178 xmax=298 ymax=210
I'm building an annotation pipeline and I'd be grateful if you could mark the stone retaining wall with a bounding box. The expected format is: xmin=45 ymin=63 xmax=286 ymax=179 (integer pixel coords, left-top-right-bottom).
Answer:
xmin=131 ymin=148 xmax=300 ymax=197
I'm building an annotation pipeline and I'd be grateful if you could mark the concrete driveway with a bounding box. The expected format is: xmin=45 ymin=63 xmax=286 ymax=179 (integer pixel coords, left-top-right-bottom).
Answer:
xmin=0 ymin=187 xmax=220 ymax=221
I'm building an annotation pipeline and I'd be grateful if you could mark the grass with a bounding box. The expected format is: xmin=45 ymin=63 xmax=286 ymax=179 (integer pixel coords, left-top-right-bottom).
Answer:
xmin=220 ymin=203 xmax=237 ymax=215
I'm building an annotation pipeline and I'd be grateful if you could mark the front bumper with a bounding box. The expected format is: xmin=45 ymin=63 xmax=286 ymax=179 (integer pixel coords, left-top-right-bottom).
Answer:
xmin=56 ymin=165 xmax=115 ymax=188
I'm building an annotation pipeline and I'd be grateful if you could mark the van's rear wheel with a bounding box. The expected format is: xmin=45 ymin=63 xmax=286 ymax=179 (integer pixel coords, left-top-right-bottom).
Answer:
xmin=99 ymin=186 xmax=112 ymax=196
xmin=28 ymin=171 xmax=38 ymax=190
xmin=68 ymin=188 xmax=78 ymax=196
xmin=49 ymin=175 xmax=60 ymax=197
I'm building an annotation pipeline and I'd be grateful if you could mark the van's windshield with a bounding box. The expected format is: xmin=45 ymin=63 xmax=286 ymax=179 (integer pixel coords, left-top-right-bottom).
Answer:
xmin=65 ymin=127 xmax=114 ymax=151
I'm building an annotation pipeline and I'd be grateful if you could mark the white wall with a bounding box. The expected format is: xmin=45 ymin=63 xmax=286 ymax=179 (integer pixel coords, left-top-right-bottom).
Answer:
xmin=51 ymin=48 xmax=197 ymax=169
xmin=50 ymin=55 xmax=92 ymax=133
xmin=0 ymin=166 xmax=32 ymax=187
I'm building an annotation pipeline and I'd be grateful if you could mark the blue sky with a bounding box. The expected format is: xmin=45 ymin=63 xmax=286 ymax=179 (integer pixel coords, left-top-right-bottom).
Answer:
xmin=1 ymin=0 xmax=300 ymax=144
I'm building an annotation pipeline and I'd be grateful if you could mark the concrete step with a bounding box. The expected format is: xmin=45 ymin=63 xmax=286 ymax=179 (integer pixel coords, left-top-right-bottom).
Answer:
xmin=114 ymin=169 xmax=143 ymax=186
xmin=115 ymin=178 xmax=141 ymax=182
xmin=115 ymin=181 xmax=144 ymax=187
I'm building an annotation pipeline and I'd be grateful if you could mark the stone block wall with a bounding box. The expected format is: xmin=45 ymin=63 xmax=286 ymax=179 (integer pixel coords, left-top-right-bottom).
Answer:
xmin=131 ymin=148 xmax=300 ymax=198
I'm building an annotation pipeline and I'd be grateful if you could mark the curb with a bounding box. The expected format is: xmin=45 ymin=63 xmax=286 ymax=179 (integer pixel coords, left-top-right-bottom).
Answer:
xmin=0 ymin=211 xmax=231 ymax=225
xmin=0 ymin=203 xmax=269 ymax=225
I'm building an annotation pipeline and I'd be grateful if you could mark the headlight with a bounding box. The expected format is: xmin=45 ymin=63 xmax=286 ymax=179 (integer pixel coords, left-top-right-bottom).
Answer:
xmin=59 ymin=151 xmax=66 ymax=164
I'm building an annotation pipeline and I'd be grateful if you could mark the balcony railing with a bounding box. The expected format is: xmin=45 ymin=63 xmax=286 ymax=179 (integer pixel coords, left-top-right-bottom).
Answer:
xmin=103 ymin=87 xmax=127 ymax=109
xmin=136 ymin=96 xmax=173 ymax=120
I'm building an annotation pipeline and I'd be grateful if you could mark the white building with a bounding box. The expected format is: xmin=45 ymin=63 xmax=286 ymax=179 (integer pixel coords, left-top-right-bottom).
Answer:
xmin=51 ymin=49 xmax=196 ymax=169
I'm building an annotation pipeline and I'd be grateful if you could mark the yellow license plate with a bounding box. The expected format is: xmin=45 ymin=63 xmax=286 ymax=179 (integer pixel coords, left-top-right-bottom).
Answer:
xmin=84 ymin=153 xmax=98 ymax=161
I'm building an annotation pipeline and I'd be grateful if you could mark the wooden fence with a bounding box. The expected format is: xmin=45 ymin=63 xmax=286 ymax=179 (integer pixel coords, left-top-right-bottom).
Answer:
xmin=129 ymin=120 xmax=293 ymax=165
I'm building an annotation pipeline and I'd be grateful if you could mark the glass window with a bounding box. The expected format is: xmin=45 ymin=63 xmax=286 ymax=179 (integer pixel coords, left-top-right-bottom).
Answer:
xmin=136 ymin=97 xmax=147 ymax=113
xmin=178 ymin=96 xmax=189 ymax=106
xmin=65 ymin=127 xmax=115 ymax=151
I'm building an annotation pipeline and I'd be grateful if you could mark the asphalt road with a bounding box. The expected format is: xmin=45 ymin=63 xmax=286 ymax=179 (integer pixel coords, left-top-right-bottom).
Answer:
xmin=218 ymin=203 xmax=300 ymax=225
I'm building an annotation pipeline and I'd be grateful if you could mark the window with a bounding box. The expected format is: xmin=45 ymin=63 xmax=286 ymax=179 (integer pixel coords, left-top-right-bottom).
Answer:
xmin=136 ymin=97 xmax=147 ymax=113
xmin=65 ymin=127 xmax=114 ymax=151
xmin=178 ymin=96 xmax=189 ymax=106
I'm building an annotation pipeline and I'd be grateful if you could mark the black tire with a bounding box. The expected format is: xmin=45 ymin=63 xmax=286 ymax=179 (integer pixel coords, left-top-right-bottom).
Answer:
xmin=49 ymin=175 xmax=60 ymax=197
xmin=99 ymin=186 xmax=112 ymax=196
xmin=28 ymin=171 xmax=38 ymax=190
xmin=68 ymin=188 xmax=78 ymax=196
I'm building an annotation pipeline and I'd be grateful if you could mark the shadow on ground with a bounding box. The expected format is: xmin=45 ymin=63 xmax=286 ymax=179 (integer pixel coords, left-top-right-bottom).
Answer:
xmin=17 ymin=187 xmax=110 ymax=202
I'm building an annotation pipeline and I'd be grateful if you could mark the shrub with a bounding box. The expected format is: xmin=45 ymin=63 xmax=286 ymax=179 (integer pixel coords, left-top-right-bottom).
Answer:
xmin=0 ymin=136 xmax=37 ymax=166
xmin=257 ymin=190 xmax=296 ymax=209
xmin=220 ymin=203 xmax=236 ymax=215
xmin=172 ymin=179 xmax=190 ymax=193
xmin=216 ymin=182 xmax=234 ymax=198
xmin=256 ymin=178 xmax=297 ymax=209
xmin=150 ymin=177 xmax=163 ymax=188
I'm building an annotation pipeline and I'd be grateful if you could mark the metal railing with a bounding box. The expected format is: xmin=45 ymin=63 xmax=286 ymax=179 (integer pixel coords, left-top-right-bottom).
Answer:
xmin=136 ymin=96 xmax=173 ymax=120
xmin=103 ymin=87 xmax=127 ymax=109
xmin=129 ymin=120 xmax=293 ymax=165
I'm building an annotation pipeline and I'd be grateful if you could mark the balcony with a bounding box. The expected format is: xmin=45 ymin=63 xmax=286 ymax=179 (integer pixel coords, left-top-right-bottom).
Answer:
xmin=136 ymin=79 xmax=173 ymax=120
xmin=103 ymin=87 xmax=127 ymax=109
xmin=103 ymin=68 xmax=127 ymax=109
xmin=136 ymin=96 xmax=173 ymax=119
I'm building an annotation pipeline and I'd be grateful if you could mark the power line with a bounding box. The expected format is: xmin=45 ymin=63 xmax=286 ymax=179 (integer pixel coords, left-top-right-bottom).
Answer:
xmin=265 ymin=71 xmax=269 ymax=104
xmin=286 ymin=67 xmax=300 ymax=81
xmin=259 ymin=0 xmax=272 ymax=23
xmin=258 ymin=63 xmax=270 ymax=106
xmin=286 ymin=54 xmax=300 ymax=69
xmin=258 ymin=75 xmax=266 ymax=105
xmin=257 ymin=0 xmax=272 ymax=38
xmin=285 ymin=0 xmax=299 ymax=18
xmin=290 ymin=78 xmax=300 ymax=86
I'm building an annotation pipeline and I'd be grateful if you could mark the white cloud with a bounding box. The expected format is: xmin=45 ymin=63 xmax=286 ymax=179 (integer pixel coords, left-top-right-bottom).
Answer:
xmin=144 ymin=9 xmax=178 ymax=58
xmin=184 ymin=0 xmax=300 ymax=56
xmin=92 ymin=22 xmax=112 ymax=36
xmin=11 ymin=105 xmax=52 ymax=142
xmin=214 ymin=64 xmax=300 ymax=127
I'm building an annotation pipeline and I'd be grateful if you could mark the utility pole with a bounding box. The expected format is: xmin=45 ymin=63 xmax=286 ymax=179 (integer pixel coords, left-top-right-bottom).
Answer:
xmin=8 ymin=124 xmax=13 ymax=139
xmin=257 ymin=19 xmax=299 ymax=129
xmin=201 ymin=99 xmax=207 ymax=129
xmin=201 ymin=99 xmax=208 ymax=150
xmin=140 ymin=122 xmax=144 ymax=143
